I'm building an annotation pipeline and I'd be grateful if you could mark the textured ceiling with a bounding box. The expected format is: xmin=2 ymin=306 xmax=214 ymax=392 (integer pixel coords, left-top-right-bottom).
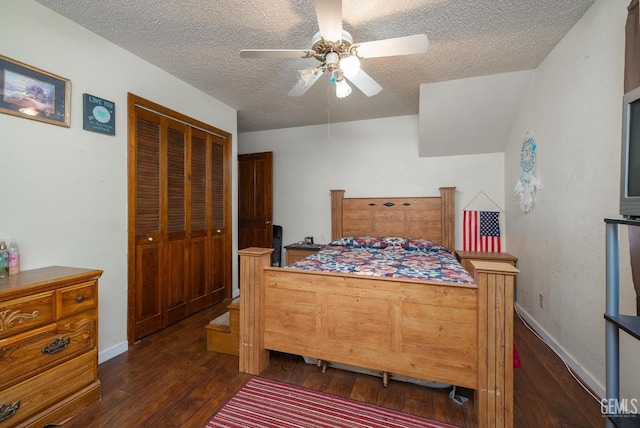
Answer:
xmin=35 ymin=0 xmax=595 ymax=134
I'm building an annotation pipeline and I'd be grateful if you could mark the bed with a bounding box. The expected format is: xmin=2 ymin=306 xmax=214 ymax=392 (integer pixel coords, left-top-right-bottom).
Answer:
xmin=238 ymin=188 xmax=518 ymax=428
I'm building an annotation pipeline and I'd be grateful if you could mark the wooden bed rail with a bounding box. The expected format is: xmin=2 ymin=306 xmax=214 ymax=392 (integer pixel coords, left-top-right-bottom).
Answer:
xmin=238 ymin=248 xmax=518 ymax=428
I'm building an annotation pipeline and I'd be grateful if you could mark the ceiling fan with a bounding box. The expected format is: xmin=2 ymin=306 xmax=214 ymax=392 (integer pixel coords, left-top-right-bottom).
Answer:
xmin=240 ymin=0 xmax=429 ymax=98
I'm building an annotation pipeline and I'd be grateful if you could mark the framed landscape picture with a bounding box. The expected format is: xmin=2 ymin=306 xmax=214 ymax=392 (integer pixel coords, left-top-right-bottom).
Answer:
xmin=0 ymin=55 xmax=70 ymax=127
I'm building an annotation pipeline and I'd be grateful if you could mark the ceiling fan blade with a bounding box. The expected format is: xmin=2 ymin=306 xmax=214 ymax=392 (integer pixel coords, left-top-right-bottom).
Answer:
xmin=345 ymin=69 xmax=382 ymax=97
xmin=356 ymin=34 xmax=429 ymax=59
xmin=314 ymin=0 xmax=343 ymax=42
xmin=288 ymin=68 xmax=325 ymax=97
xmin=240 ymin=49 xmax=314 ymax=59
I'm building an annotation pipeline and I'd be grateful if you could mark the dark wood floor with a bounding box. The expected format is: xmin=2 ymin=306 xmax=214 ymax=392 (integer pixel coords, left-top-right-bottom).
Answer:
xmin=62 ymin=299 xmax=604 ymax=428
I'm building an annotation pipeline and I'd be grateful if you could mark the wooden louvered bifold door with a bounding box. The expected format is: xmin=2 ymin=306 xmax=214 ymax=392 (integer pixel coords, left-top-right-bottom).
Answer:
xmin=130 ymin=95 xmax=232 ymax=343
xmin=188 ymin=128 xmax=209 ymax=313
xmin=210 ymin=136 xmax=227 ymax=303
xmin=188 ymin=129 xmax=228 ymax=310
xmin=165 ymin=119 xmax=188 ymax=326
xmin=134 ymin=108 xmax=164 ymax=339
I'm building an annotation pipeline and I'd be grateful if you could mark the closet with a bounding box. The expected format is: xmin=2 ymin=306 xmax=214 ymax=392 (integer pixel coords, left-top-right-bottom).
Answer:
xmin=127 ymin=94 xmax=232 ymax=344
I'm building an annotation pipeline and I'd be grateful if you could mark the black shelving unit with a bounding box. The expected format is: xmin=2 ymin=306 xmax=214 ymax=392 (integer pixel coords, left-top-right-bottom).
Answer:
xmin=604 ymin=218 xmax=640 ymax=428
xmin=604 ymin=315 xmax=640 ymax=341
xmin=608 ymin=415 xmax=640 ymax=428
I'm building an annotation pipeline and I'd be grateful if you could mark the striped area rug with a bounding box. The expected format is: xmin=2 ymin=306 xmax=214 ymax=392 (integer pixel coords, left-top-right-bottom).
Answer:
xmin=206 ymin=377 xmax=458 ymax=428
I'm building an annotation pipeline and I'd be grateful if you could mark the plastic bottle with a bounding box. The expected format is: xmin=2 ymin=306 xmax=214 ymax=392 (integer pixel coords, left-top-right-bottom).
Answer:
xmin=0 ymin=241 xmax=7 ymax=278
xmin=8 ymin=239 xmax=19 ymax=276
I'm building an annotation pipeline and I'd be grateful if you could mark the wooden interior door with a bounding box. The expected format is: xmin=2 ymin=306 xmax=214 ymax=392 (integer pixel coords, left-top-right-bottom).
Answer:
xmin=238 ymin=152 xmax=273 ymax=250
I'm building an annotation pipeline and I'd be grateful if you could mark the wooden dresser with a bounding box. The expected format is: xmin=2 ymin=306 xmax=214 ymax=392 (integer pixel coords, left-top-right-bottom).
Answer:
xmin=0 ymin=266 xmax=102 ymax=427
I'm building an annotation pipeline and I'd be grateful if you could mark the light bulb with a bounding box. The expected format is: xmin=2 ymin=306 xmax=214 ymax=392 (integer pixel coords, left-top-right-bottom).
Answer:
xmin=335 ymin=78 xmax=352 ymax=98
xmin=297 ymin=67 xmax=317 ymax=86
xmin=339 ymin=55 xmax=360 ymax=78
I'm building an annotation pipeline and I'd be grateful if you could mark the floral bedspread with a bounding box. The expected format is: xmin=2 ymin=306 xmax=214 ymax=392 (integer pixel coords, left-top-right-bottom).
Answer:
xmin=287 ymin=236 xmax=474 ymax=284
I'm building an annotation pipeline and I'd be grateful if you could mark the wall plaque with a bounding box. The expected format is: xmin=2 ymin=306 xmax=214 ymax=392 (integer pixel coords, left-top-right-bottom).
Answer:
xmin=83 ymin=93 xmax=115 ymax=135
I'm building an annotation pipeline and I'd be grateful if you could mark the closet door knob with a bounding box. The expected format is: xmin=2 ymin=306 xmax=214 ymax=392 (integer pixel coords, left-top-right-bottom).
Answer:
xmin=148 ymin=237 xmax=153 ymax=242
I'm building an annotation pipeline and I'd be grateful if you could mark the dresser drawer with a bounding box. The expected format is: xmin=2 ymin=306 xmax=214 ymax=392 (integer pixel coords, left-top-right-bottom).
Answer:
xmin=0 ymin=292 xmax=55 ymax=339
xmin=0 ymin=349 xmax=97 ymax=427
xmin=58 ymin=281 xmax=97 ymax=319
xmin=0 ymin=315 xmax=96 ymax=389
xmin=285 ymin=248 xmax=321 ymax=265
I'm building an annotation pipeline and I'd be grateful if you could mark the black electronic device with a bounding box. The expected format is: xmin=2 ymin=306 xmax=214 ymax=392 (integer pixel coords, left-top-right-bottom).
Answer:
xmin=620 ymin=86 xmax=640 ymax=219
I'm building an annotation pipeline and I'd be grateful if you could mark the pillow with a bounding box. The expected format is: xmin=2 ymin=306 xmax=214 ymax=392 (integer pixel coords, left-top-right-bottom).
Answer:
xmin=329 ymin=236 xmax=407 ymax=249
xmin=400 ymin=238 xmax=449 ymax=253
xmin=328 ymin=237 xmax=359 ymax=247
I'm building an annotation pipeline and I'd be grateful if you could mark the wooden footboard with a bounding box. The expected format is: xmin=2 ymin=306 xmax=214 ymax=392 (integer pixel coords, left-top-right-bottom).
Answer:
xmin=239 ymin=248 xmax=518 ymax=428
xmin=473 ymin=260 xmax=518 ymax=428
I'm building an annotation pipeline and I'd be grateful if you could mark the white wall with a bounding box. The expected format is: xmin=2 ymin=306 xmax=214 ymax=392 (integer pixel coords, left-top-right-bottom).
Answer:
xmin=419 ymin=70 xmax=534 ymax=157
xmin=505 ymin=0 xmax=639 ymax=400
xmin=239 ymin=115 xmax=505 ymax=251
xmin=0 ymin=0 xmax=238 ymax=362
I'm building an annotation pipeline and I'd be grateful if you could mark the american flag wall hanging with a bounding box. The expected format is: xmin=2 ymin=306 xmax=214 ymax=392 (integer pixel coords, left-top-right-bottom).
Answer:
xmin=462 ymin=191 xmax=504 ymax=252
xmin=463 ymin=210 xmax=502 ymax=252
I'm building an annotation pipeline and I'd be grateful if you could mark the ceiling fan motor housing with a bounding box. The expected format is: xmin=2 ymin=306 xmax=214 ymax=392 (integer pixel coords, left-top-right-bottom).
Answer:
xmin=311 ymin=30 xmax=357 ymax=65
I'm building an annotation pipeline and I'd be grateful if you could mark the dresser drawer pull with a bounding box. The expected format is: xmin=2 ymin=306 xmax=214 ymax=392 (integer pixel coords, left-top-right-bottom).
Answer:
xmin=0 ymin=401 xmax=20 ymax=423
xmin=41 ymin=337 xmax=71 ymax=354
xmin=76 ymin=295 xmax=85 ymax=303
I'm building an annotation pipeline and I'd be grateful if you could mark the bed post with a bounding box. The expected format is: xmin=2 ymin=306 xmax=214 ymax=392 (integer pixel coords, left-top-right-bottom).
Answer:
xmin=330 ymin=189 xmax=345 ymax=240
xmin=238 ymin=247 xmax=273 ymax=375
xmin=473 ymin=260 xmax=519 ymax=428
xmin=439 ymin=187 xmax=456 ymax=252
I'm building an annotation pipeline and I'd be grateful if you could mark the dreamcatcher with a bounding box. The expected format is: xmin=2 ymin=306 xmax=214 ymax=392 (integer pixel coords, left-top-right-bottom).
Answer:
xmin=514 ymin=133 xmax=542 ymax=213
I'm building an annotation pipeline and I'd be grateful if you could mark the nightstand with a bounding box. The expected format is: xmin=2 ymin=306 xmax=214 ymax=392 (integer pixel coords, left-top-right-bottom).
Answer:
xmin=455 ymin=250 xmax=518 ymax=273
xmin=284 ymin=243 xmax=324 ymax=265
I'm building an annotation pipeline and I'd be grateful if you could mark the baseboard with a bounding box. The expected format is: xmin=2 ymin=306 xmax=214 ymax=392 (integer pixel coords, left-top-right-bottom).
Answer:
xmin=515 ymin=303 xmax=605 ymax=399
xmin=98 ymin=340 xmax=128 ymax=364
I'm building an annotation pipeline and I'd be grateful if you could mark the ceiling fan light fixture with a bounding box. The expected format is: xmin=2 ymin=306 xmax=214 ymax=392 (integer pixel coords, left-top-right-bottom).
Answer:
xmin=335 ymin=78 xmax=352 ymax=98
xmin=297 ymin=67 xmax=317 ymax=86
xmin=339 ymin=54 xmax=360 ymax=78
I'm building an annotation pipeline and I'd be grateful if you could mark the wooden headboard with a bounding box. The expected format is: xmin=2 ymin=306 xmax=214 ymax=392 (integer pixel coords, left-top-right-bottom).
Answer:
xmin=330 ymin=187 xmax=456 ymax=252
